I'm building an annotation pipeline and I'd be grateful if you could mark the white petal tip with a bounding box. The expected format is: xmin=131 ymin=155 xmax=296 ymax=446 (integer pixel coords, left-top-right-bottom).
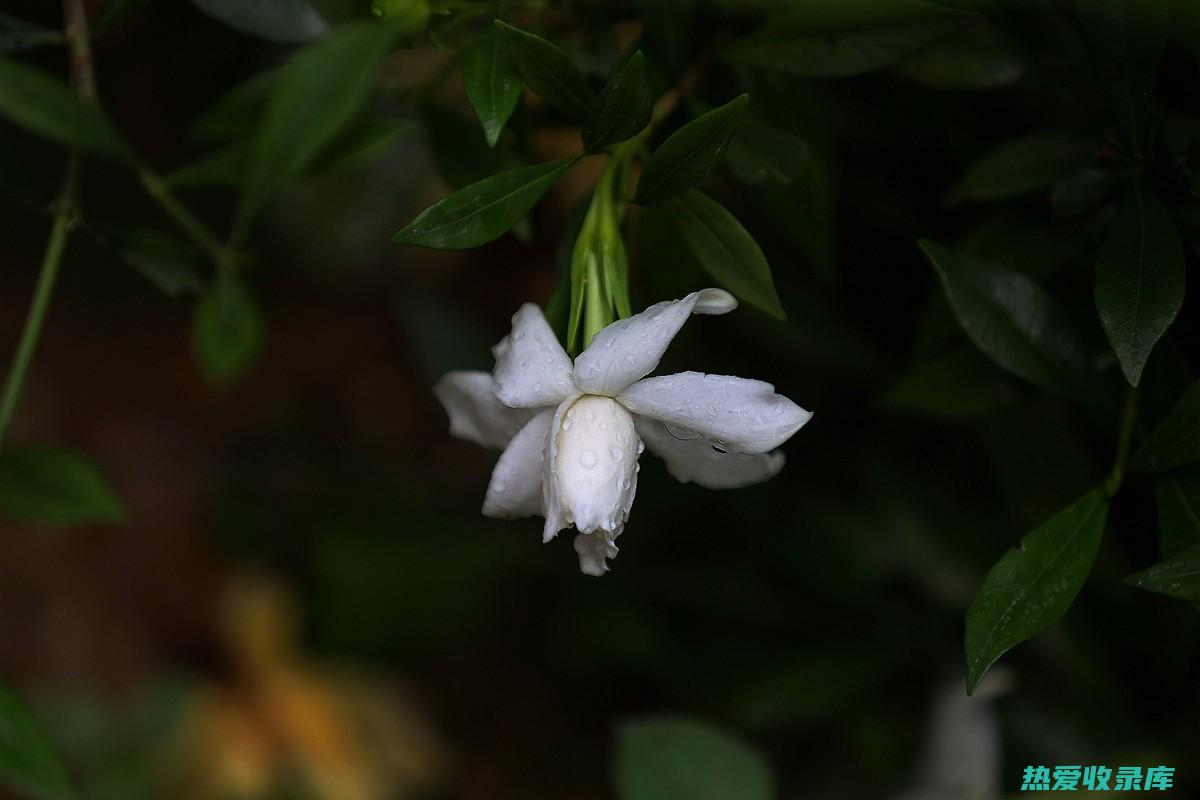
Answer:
xmin=693 ymin=288 xmax=738 ymax=315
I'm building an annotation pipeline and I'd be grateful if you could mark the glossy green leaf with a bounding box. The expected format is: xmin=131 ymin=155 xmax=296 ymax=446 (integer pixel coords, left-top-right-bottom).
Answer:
xmin=393 ymin=157 xmax=578 ymax=249
xmin=919 ymin=240 xmax=1105 ymax=404
xmin=98 ymin=226 xmax=202 ymax=297
xmin=1155 ymin=467 xmax=1200 ymax=557
xmin=1133 ymin=380 xmax=1200 ymax=471
xmin=615 ymin=717 xmax=774 ymax=800
xmin=965 ymin=486 xmax=1109 ymax=694
xmin=192 ymin=274 xmax=264 ymax=386
xmin=726 ymin=121 xmax=809 ymax=185
xmin=189 ymin=0 xmax=328 ymax=42
xmin=659 ymin=189 xmax=784 ymax=319
xmin=0 ymin=680 xmax=75 ymax=800
xmin=232 ymin=20 xmax=396 ymax=242
xmin=583 ymin=51 xmax=654 ymax=152
xmin=462 ymin=30 xmax=522 ymax=148
xmin=635 ymin=94 xmax=748 ymax=204
xmin=721 ymin=0 xmax=971 ymax=77
xmin=0 ymin=57 xmax=133 ymax=162
xmin=494 ymin=20 xmax=596 ymax=121
xmin=1126 ymin=539 xmax=1200 ymax=603
xmin=882 ymin=346 xmax=1016 ymax=420
xmin=1095 ymin=181 xmax=1185 ymax=387
xmin=0 ymin=447 xmax=123 ymax=525
xmin=945 ymin=132 xmax=1089 ymax=205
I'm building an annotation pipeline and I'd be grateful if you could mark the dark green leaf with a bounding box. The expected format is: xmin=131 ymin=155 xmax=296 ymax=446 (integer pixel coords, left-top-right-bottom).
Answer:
xmin=1155 ymin=467 xmax=1200 ymax=557
xmin=965 ymin=486 xmax=1110 ymax=694
xmin=232 ymin=20 xmax=396 ymax=242
xmin=658 ymin=189 xmax=784 ymax=319
xmin=721 ymin=0 xmax=971 ymax=77
xmin=1133 ymin=379 xmax=1200 ymax=470
xmin=0 ymin=57 xmax=133 ymax=162
xmin=945 ymin=132 xmax=1089 ymax=205
xmin=893 ymin=19 xmax=1023 ymax=89
xmin=421 ymin=103 xmax=508 ymax=189
xmin=1126 ymin=539 xmax=1200 ymax=602
xmin=882 ymin=346 xmax=1017 ymax=420
xmin=583 ymin=51 xmax=654 ymax=151
xmin=189 ymin=69 xmax=277 ymax=143
xmin=1050 ymin=167 xmax=1115 ymax=218
xmin=95 ymin=0 xmax=150 ymax=33
xmin=494 ymin=20 xmax=596 ymax=121
xmin=0 ymin=447 xmax=123 ymax=525
xmin=635 ymin=94 xmax=748 ymax=204
xmin=633 ymin=0 xmax=693 ymax=72
xmin=462 ymin=30 xmax=523 ymax=148
xmin=190 ymin=0 xmax=328 ymax=42
xmin=311 ymin=116 xmax=415 ymax=173
xmin=1095 ymin=181 xmax=1185 ymax=387
xmin=726 ymin=121 xmax=809 ymax=185
xmin=98 ymin=226 xmax=202 ymax=296
xmin=192 ymin=274 xmax=264 ymax=386
xmin=0 ymin=680 xmax=75 ymax=800
xmin=919 ymin=240 xmax=1106 ymax=404
xmin=393 ymin=157 xmax=578 ymax=249
xmin=0 ymin=12 xmax=63 ymax=53
xmin=614 ymin=717 xmax=774 ymax=800
xmin=166 ymin=144 xmax=245 ymax=189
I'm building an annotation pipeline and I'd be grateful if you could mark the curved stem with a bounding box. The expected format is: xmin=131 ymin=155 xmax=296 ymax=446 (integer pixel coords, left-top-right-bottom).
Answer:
xmin=138 ymin=169 xmax=237 ymax=272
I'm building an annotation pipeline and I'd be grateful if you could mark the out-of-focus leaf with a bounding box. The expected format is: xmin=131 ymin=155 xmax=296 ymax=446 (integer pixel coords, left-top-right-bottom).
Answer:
xmin=0 ymin=12 xmax=63 ymax=52
xmin=965 ymin=486 xmax=1110 ymax=694
xmin=393 ymin=157 xmax=578 ymax=249
xmin=97 ymin=225 xmax=202 ymax=296
xmin=311 ymin=116 xmax=414 ymax=172
xmin=1126 ymin=540 xmax=1200 ymax=602
xmin=95 ymin=0 xmax=149 ymax=33
xmin=1174 ymin=0 xmax=1200 ymax=55
xmin=462 ymin=30 xmax=522 ymax=148
xmin=752 ymin=156 xmax=835 ymax=281
xmin=1050 ymin=167 xmax=1115 ymax=217
xmin=166 ymin=144 xmax=245 ymax=188
xmin=1155 ymin=468 xmax=1200 ymax=557
xmin=189 ymin=0 xmax=328 ymax=42
xmin=721 ymin=0 xmax=972 ymax=77
xmin=960 ymin=208 xmax=1097 ymax=282
xmin=657 ymin=189 xmax=784 ymax=319
xmin=945 ymin=132 xmax=1089 ymax=205
xmin=1133 ymin=380 xmax=1200 ymax=471
xmin=494 ymin=20 xmax=596 ymax=120
xmin=189 ymin=69 xmax=277 ymax=143
xmin=918 ymin=240 xmax=1106 ymax=405
xmin=0 ymin=57 xmax=133 ymax=163
xmin=882 ymin=346 xmax=1017 ymax=420
xmin=726 ymin=121 xmax=809 ymax=185
xmin=421 ymin=103 xmax=508 ymax=189
xmin=634 ymin=0 xmax=693 ymax=71
xmin=232 ymin=20 xmax=396 ymax=242
xmin=1076 ymin=0 xmax=1169 ymax=158
xmin=1095 ymin=181 xmax=1185 ymax=387
xmin=614 ymin=717 xmax=774 ymax=800
xmin=893 ymin=18 xmax=1023 ymax=88
xmin=635 ymin=94 xmax=748 ymax=204
xmin=192 ymin=274 xmax=264 ymax=386
xmin=0 ymin=447 xmax=123 ymax=525
xmin=368 ymin=0 xmax=429 ymax=34
xmin=0 ymin=680 xmax=76 ymax=800
xmin=731 ymin=648 xmax=887 ymax=729
xmin=583 ymin=51 xmax=654 ymax=152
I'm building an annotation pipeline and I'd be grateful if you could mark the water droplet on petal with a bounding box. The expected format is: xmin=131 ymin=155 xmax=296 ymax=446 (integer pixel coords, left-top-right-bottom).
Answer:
xmin=609 ymin=446 xmax=622 ymax=461
xmin=494 ymin=481 xmax=507 ymax=493
xmin=579 ymin=449 xmax=599 ymax=469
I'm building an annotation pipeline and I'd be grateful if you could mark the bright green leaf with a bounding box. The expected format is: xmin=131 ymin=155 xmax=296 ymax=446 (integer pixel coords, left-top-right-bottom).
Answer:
xmin=0 ymin=447 xmax=123 ymax=525
xmin=965 ymin=486 xmax=1110 ymax=694
xmin=1155 ymin=467 xmax=1200 ymax=557
xmin=614 ymin=716 xmax=774 ymax=800
xmin=1094 ymin=181 xmax=1185 ymax=387
xmin=494 ymin=20 xmax=596 ymax=121
xmin=1126 ymin=539 xmax=1200 ymax=603
xmin=726 ymin=121 xmax=809 ymax=185
xmin=583 ymin=51 xmax=654 ymax=151
xmin=945 ymin=132 xmax=1089 ymax=205
xmin=462 ymin=30 xmax=523 ymax=148
xmin=635 ymin=94 xmax=748 ymax=204
xmin=192 ymin=274 xmax=264 ymax=386
xmin=0 ymin=680 xmax=76 ymax=800
xmin=1133 ymin=379 xmax=1200 ymax=471
xmin=393 ymin=157 xmax=578 ymax=249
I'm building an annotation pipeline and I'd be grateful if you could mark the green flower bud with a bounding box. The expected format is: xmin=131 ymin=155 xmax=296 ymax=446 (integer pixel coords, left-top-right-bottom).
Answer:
xmin=370 ymin=0 xmax=430 ymax=36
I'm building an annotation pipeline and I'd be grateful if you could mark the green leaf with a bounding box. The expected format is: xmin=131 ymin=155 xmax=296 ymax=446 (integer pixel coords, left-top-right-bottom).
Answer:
xmin=462 ymin=30 xmax=523 ymax=148
xmin=1155 ymin=468 xmax=1200 ymax=557
xmin=189 ymin=0 xmax=328 ymax=42
xmin=0 ymin=447 xmax=123 ymax=525
xmin=721 ymin=0 xmax=971 ymax=77
xmin=94 ymin=0 xmax=149 ymax=33
xmin=965 ymin=486 xmax=1110 ymax=695
xmin=635 ymin=94 xmax=748 ymax=204
xmin=166 ymin=144 xmax=245 ymax=188
xmin=614 ymin=717 xmax=774 ymax=800
xmin=1126 ymin=540 xmax=1200 ymax=603
xmin=893 ymin=19 xmax=1023 ymax=89
xmin=0 ymin=57 xmax=133 ymax=162
xmin=1133 ymin=380 xmax=1200 ymax=471
xmin=494 ymin=20 xmax=596 ymax=121
xmin=658 ymin=189 xmax=784 ymax=319
xmin=726 ymin=121 xmax=809 ymax=185
xmin=393 ymin=157 xmax=578 ymax=249
xmin=1094 ymin=181 xmax=1185 ymax=387
xmin=192 ymin=274 xmax=264 ymax=386
xmin=97 ymin=226 xmax=202 ymax=296
xmin=633 ymin=0 xmax=694 ymax=72
xmin=882 ymin=346 xmax=1017 ymax=421
xmin=232 ymin=20 xmax=396 ymax=242
xmin=189 ymin=68 xmax=278 ymax=143
xmin=583 ymin=51 xmax=654 ymax=152
xmin=311 ymin=116 xmax=415 ymax=172
xmin=0 ymin=12 xmax=63 ymax=52
xmin=0 ymin=680 xmax=76 ymax=800
xmin=945 ymin=132 xmax=1089 ymax=205
xmin=918 ymin=240 xmax=1106 ymax=404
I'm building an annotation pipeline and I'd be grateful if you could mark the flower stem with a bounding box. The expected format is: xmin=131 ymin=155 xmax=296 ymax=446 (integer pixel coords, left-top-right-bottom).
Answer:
xmin=138 ymin=169 xmax=237 ymax=272
xmin=1105 ymin=389 xmax=1138 ymax=496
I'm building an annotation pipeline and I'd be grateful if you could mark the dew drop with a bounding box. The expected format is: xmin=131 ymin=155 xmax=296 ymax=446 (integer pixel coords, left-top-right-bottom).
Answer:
xmin=579 ymin=449 xmax=599 ymax=469
xmin=494 ymin=481 xmax=508 ymax=493
xmin=609 ymin=446 xmax=623 ymax=461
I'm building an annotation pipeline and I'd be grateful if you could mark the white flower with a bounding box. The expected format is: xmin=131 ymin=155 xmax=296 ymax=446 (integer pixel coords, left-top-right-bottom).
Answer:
xmin=433 ymin=288 xmax=812 ymax=576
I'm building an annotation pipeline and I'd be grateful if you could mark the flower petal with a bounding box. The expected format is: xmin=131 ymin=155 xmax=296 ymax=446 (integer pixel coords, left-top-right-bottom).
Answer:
xmin=573 ymin=288 xmax=737 ymax=396
xmin=619 ymin=371 xmax=812 ymax=454
xmin=635 ymin=418 xmax=785 ymax=489
xmin=492 ymin=303 xmax=576 ymax=408
xmin=541 ymin=393 xmax=580 ymax=542
xmin=433 ymin=370 xmax=538 ymax=449
xmin=482 ymin=410 xmax=553 ymax=519
xmin=574 ymin=529 xmax=620 ymax=576
xmin=552 ymin=396 xmax=641 ymax=537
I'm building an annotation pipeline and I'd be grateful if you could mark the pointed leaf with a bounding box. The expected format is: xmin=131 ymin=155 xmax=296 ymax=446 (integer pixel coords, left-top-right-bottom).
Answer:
xmin=1094 ymin=181 xmax=1185 ymax=387
xmin=1133 ymin=380 xmax=1200 ymax=470
xmin=634 ymin=94 xmax=748 ymax=204
xmin=965 ymin=487 xmax=1110 ymax=694
xmin=192 ymin=274 xmax=264 ymax=386
xmin=463 ymin=30 xmax=522 ymax=148
xmin=1126 ymin=540 xmax=1200 ymax=603
xmin=393 ymin=157 xmax=578 ymax=249
xmin=945 ymin=132 xmax=1090 ymax=205
xmin=494 ymin=20 xmax=596 ymax=121
xmin=582 ymin=51 xmax=654 ymax=151
xmin=189 ymin=0 xmax=328 ymax=42
xmin=0 ymin=680 xmax=76 ymax=800
xmin=0 ymin=447 xmax=124 ymax=525
xmin=726 ymin=121 xmax=810 ymax=185
xmin=1154 ymin=467 xmax=1200 ymax=557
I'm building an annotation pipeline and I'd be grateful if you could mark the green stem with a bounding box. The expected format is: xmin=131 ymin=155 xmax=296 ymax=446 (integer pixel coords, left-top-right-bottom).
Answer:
xmin=138 ymin=169 xmax=236 ymax=272
xmin=1105 ymin=390 xmax=1138 ymax=496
